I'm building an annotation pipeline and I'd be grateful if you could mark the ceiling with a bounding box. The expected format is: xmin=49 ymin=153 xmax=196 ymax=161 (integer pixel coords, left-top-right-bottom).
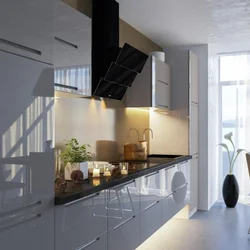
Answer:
xmin=117 ymin=0 xmax=250 ymax=47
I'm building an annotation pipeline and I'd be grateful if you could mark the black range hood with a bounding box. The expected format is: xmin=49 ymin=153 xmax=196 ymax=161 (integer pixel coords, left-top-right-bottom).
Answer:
xmin=92 ymin=0 xmax=148 ymax=100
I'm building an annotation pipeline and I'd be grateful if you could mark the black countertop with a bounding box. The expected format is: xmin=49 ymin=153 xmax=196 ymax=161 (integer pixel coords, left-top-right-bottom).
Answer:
xmin=55 ymin=155 xmax=192 ymax=205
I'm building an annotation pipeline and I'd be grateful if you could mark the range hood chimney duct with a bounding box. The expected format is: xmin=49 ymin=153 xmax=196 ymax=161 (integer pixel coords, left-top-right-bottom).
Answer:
xmin=92 ymin=0 xmax=148 ymax=100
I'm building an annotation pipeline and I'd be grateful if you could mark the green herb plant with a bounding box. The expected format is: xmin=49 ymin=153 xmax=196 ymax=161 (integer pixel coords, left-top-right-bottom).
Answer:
xmin=60 ymin=138 xmax=93 ymax=166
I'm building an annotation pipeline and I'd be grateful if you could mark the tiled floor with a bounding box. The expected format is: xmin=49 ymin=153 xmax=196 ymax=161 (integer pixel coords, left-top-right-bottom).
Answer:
xmin=137 ymin=202 xmax=250 ymax=250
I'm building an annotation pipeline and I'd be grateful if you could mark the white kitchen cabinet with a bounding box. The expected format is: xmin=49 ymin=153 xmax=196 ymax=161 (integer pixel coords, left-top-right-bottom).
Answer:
xmin=140 ymin=199 xmax=162 ymax=244
xmin=0 ymin=206 xmax=54 ymax=250
xmin=189 ymin=155 xmax=199 ymax=214
xmin=55 ymin=191 xmax=107 ymax=250
xmin=190 ymin=104 xmax=199 ymax=155
xmin=189 ymin=51 xmax=199 ymax=105
xmin=0 ymin=50 xmax=54 ymax=159
xmin=126 ymin=56 xmax=171 ymax=109
xmin=107 ymin=179 xmax=140 ymax=230
xmin=161 ymin=163 xmax=189 ymax=224
xmin=0 ymin=0 xmax=53 ymax=63
xmin=108 ymin=213 xmax=140 ymax=250
xmin=54 ymin=0 xmax=92 ymax=97
xmin=140 ymin=171 xmax=162 ymax=210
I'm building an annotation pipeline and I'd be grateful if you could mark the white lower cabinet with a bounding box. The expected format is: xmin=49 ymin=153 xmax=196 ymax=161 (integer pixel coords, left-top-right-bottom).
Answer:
xmin=0 ymin=206 xmax=54 ymax=250
xmin=107 ymin=179 xmax=140 ymax=230
xmin=161 ymin=162 xmax=190 ymax=224
xmin=140 ymin=199 xmax=162 ymax=244
xmin=55 ymin=191 xmax=107 ymax=250
xmin=108 ymin=213 xmax=140 ymax=250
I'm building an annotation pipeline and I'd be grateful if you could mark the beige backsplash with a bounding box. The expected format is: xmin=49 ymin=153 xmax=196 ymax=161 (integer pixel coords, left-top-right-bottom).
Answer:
xmin=149 ymin=111 xmax=189 ymax=155
xmin=55 ymin=97 xmax=189 ymax=161
xmin=55 ymin=97 xmax=150 ymax=161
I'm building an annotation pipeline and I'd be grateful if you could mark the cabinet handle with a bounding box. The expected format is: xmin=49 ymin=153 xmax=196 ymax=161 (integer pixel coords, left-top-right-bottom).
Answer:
xmin=65 ymin=193 xmax=100 ymax=207
xmin=0 ymin=200 xmax=41 ymax=218
xmin=157 ymin=80 xmax=169 ymax=85
xmin=114 ymin=180 xmax=135 ymax=189
xmin=144 ymin=200 xmax=159 ymax=211
xmin=0 ymin=37 xmax=42 ymax=55
xmin=145 ymin=171 xmax=159 ymax=178
xmin=0 ymin=213 xmax=41 ymax=232
xmin=55 ymin=83 xmax=78 ymax=91
xmin=179 ymin=160 xmax=188 ymax=165
xmin=173 ymin=183 xmax=188 ymax=193
xmin=78 ymin=237 xmax=100 ymax=250
xmin=54 ymin=37 xmax=78 ymax=49
xmin=164 ymin=192 xmax=173 ymax=198
xmin=191 ymin=101 xmax=198 ymax=105
xmin=165 ymin=165 xmax=176 ymax=171
xmin=157 ymin=104 xmax=168 ymax=108
xmin=114 ymin=215 xmax=135 ymax=230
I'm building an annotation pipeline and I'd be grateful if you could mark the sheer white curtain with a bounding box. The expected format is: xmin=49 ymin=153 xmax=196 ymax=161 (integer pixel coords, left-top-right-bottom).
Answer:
xmin=219 ymin=52 xmax=250 ymax=203
xmin=54 ymin=65 xmax=91 ymax=94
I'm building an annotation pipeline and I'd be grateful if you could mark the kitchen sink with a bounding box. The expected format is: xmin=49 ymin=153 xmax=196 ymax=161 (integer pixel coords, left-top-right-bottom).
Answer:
xmin=147 ymin=154 xmax=182 ymax=159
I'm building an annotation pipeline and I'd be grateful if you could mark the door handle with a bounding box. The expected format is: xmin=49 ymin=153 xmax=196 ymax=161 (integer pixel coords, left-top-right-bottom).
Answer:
xmin=0 ymin=200 xmax=41 ymax=218
xmin=144 ymin=200 xmax=159 ymax=211
xmin=78 ymin=237 xmax=100 ymax=250
xmin=145 ymin=171 xmax=159 ymax=178
xmin=0 ymin=213 xmax=41 ymax=232
xmin=54 ymin=37 xmax=78 ymax=49
xmin=114 ymin=215 xmax=135 ymax=230
xmin=0 ymin=37 xmax=41 ymax=55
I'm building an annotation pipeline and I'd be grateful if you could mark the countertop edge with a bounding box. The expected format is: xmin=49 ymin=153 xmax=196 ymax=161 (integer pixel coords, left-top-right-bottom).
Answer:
xmin=55 ymin=155 xmax=192 ymax=206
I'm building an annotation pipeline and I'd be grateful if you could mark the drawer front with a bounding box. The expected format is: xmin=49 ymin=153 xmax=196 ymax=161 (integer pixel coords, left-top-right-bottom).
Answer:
xmin=108 ymin=214 xmax=140 ymax=250
xmin=107 ymin=179 xmax=140 ymax=230
xmin=140 ymin=199 xmax=162 ymax=244
xmin=55 ymin=191 xmax=107 ymax=250
xmin=0 ymin=207 xmax=54 ymax=250
xmin=140 ymin=171 xmax=162 ymax=210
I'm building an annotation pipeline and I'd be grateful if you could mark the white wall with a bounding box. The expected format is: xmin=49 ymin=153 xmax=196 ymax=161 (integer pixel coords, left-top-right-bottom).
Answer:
xmin=55 ymin=97 xmax=150 ymax=161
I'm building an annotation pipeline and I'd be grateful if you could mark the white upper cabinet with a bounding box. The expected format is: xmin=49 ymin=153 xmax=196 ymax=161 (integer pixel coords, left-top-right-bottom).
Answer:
xmin=125 ymin=56 xmax=171 ymax=110
xmin=189 ymin=51 xmax=199 ymax=105
xmin=153 ymin=57 xmax=171 ymax=109
xmin=0 ymin=0 xmax=53 ymax=63
xmin=54 ymin=0 xmax=92 ymax=97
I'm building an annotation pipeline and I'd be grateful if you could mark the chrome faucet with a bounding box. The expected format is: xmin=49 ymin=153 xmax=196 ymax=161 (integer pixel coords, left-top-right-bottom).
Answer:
xmin=143 ymin=128 xmax=153 ymax=141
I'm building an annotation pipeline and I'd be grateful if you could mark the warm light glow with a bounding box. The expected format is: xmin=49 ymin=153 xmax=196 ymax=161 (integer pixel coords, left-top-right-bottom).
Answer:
xmin=126 ymin=107 xmax=150 ymax=112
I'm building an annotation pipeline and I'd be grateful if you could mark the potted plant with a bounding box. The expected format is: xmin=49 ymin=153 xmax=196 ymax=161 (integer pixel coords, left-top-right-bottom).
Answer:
xmin=60 ymin=138 xmax=93 ymax=183
xmin=219 ymin=132 xmax=245 ymax=207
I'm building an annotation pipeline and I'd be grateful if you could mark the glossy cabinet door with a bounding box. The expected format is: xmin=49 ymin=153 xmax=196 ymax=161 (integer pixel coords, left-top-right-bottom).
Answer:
xmin=0 ymin=51 xmax=54 ymax=213
xmin=161 ymin=163 xmax=189 ymax=224
xmin=140 ymin=199 xmax=162 ymax=244
xmin=189 ymin=51 xmax=199 ymax=105
xmin=107 ymin=179 xmax=140 ymax=230
xmin=190 ymin=104 xmax=198 ymax=155
xmin=55 ymin=191 xmax=107 ymax=250
xmin=140 ymin=171 xmax=162 ymax=210
xmin=108 ymin=213 xmax=140 ymax=250
xmin=54 ymin=0 xmax=92 ymax=96
xmin=0 ymin=206 xmax=54 ymax=250
xmin=0 ymin=0 xmax=53 ymax=63
xmin=153 ymin=57 xmax=171 ymax=109
xmin=189 ymin=156 xmax=198 ymax=213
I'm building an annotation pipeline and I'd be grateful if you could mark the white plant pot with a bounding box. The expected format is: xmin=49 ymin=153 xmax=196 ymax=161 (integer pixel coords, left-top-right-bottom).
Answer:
xmin=64 ymin=162 xmax=88 ymax=180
